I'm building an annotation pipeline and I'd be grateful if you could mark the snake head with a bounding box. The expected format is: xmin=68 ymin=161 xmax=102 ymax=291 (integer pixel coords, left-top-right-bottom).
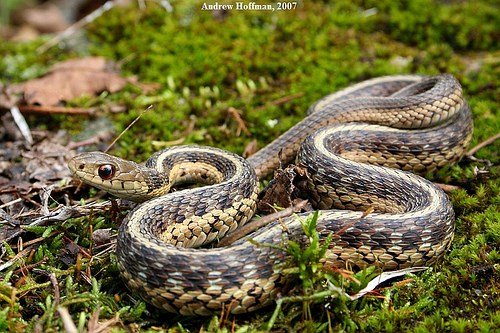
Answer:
xmin=68 ymin=152 xmax=168 ymax=202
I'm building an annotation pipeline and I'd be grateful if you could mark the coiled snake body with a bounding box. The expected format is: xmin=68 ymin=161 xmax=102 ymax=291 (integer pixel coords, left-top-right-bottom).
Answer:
xmin=68 ymin=74 xmax=473 ymax=315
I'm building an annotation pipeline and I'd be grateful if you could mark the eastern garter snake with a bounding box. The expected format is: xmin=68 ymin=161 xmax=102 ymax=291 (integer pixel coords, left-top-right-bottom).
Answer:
xmin=68 ymin=74 xmax=473 ymax=315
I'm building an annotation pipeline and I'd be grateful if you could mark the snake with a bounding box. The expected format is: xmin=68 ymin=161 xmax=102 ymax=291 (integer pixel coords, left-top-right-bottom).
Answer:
xmin=68 ymin=74 xmax=473 ymax=315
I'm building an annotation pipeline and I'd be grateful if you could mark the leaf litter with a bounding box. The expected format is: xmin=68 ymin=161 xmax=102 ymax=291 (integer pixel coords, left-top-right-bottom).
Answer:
xmin=0 ymin=56 xmax=157 ymax=245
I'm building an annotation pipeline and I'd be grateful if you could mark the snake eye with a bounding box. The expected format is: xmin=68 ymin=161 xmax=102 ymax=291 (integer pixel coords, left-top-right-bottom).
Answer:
xmin=98 ymin=164 xmax=116 ymax=180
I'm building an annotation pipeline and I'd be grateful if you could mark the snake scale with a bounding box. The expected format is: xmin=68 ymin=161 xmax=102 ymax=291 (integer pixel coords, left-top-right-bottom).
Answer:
xmin=68 ymin=74 xmax=473 ymax=315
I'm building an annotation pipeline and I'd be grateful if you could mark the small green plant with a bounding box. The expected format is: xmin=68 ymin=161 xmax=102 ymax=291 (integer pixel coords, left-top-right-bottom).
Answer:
xmin=286 ymin=211 xmax=334 ymax=294
xmin=266 ymin=212 xmax=348 ymax=331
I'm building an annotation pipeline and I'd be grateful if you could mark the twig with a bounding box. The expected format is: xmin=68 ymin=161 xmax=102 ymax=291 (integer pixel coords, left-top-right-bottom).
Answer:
xmin=18 ymin=105 xmax=98 ymax=115
xmin=12 ymin=232 xmax=59 ymax=249
xmin=66 ymin=138 xmax=101 ymax=150
xmin=0 ymin=198 xmax=23 ymax=210
xmin=10 ymin=106 xmax=33 ymax=145
xmin=242 ymin=139 xmax=258 ymax=158
xmin=105 ymin=105 xmax=152 ymax=152
xmin=255 ymin=92 xmax=305 ymax=111
xmin=466 ymin=132 xmax=500 ymax=157
xmin=88 ymin=307 xmax=101 ymax=333
xmin=0 ymin=207 xmax=21 ymax=226
xmin=40 ymin=185 xmax=56 ymax=216
xmin=227 ymin=107 xmax=250 ymax=136
xmin=0 ymin=247 xmax=32 ymax=272
xmin=266 ymin=287 xmax=348 ymax=331
xmin=0 ymin=201 xmax=114 ymax=244
xmin=37 ymin=1 xmax=115 ymax=54
xmin=34 ymin=269 xmax=60 ymax=305
xmin=333 ymin=207 xmax=374 ymax=238
xmin=36 ymin=0 xmax=173 ymax=53
xmin=434 ymin=182 xmax=462 ymax=193
xmin=88 ymin=308 xmax=122 ymax=333
xmin=217 ymin=200 xmax=308 ymax=247
xmin=13 ymin=257 xmax=48 ymax=276
xmin=57 ymin=307 xmax=78 ymax=333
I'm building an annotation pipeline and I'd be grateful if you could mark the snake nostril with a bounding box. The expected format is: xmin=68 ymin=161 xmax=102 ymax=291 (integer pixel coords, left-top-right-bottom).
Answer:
xmin=79 ymin=164 xmax=85 ymax=170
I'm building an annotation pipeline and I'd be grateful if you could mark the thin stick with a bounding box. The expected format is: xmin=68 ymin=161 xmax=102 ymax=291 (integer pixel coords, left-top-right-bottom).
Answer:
xmin=217 ymin=200 xmax=308 ymax=247
xmin=227 ymin=107 xmax=250 ymax=135
xmin=57 ymin=307 xmax=78 ymax=333
xmin=37 ymin=1 xmax=115 ymax=54
xmin=19 ymin=105 xmax=98 ymax=115
xmin=13 ymin=257 xmax=48 ymax=275
xmin=466 ymin=132 xmax=500 ymax=157
xmin=434 ymin=182 xmax=461 ymax=193
xmin=105 ymin=105 xmax=152 ymax=152
xmin=332 ymin=207 xmax=374 ymax=238
xmin=0 ymin=198 xmax=23 ymax=209
xmin=255 ymin=92 xmax=305 ymax=111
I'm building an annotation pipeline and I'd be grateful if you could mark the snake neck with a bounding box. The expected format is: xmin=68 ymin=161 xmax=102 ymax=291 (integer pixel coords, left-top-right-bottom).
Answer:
xmin=122 ymin=145 xmax=260 ymax=248
xmin=133 ymin=166 xmax=172 ymax=201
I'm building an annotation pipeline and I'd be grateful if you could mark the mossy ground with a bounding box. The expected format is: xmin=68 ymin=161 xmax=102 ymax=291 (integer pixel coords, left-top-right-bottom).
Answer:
xmin=0 ymin=1 xmax=498 ymax=332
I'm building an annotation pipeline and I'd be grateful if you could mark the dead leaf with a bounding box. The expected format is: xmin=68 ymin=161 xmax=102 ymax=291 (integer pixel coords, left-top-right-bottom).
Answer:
xmin=10 ymin=56 xmax=159 ymax=106
xmin=51 ymin=57 xmax=111 ymax=72
xmin=19 ymin=3 xmax=69 ymax=33
xmin=258 ymin=164 xmax=310 ymax=214
xmin=347 ymin=267 xmax=428 ymax=300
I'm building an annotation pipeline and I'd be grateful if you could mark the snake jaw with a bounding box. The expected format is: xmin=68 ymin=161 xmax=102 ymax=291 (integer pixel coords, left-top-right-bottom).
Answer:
xmin=68 ymin=152 xmax=163 ymax=202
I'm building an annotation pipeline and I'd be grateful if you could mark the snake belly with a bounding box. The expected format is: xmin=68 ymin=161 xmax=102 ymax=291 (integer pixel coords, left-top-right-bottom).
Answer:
xmin=68 ymin=74 xmax=473 ymax=315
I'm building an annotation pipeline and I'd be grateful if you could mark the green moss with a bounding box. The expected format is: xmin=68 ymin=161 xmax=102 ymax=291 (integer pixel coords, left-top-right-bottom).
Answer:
xmin=330 ymin=0 xmax=500 ymax=51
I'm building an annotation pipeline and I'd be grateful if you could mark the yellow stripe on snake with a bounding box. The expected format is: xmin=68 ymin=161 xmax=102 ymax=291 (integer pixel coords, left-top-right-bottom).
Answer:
xmin=68 ymin=74 xmax=473 ymax=315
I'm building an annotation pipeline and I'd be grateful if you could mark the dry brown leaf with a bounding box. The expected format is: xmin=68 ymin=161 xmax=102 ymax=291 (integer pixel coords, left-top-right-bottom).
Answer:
xmin=51 ymin=57 xmax=110 ymax=71
xmin=11 ymin=56 xmax=159 ymax=106
xmin=19 ymin=3 xmax=69 ymax=33
xmin=258 ymin=164 xmax=311 ymax=214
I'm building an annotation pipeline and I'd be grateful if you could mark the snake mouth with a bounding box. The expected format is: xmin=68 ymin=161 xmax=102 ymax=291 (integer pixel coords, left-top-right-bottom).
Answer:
xmin=67 ymin=153 xmax=135 ymax=198
xmin=67 ymin=157 xmax=78 ymax=174
xmin=67 ymin=157 xmax=90 ymax=182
